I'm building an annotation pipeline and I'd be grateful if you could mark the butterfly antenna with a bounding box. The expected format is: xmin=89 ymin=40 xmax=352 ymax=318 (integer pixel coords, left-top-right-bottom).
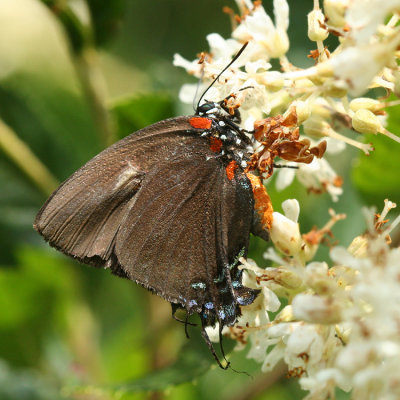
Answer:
xmin=196 ymin=41 xmax=249 ymax=111
xmin=171 ymin=304 xmax=196 ymax=338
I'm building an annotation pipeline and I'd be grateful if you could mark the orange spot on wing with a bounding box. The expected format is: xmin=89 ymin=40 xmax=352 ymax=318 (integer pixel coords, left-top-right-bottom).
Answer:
xmin=226 ymin=160 xmax=238 ymax=180
xmin=246 ymin=173 xmax=273 ymax=230
xmin=209 ymin=137 xmax=223 ymax=153
xmin=189 ymin=117 xmax=212 ymax=129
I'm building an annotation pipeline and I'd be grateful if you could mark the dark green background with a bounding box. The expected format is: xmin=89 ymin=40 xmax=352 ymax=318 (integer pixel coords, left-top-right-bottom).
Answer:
xmin=0 ymin=1 xmax=398 ymax=399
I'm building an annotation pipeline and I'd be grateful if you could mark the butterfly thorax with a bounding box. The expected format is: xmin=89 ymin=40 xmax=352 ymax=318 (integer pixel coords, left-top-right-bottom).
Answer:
xmin=190 ymin=101 xmax=253 ymax=170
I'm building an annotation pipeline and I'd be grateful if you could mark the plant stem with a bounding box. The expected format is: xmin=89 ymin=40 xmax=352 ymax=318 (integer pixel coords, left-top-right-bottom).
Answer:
xmin=0 ymin=118 xmax=59 ymax=195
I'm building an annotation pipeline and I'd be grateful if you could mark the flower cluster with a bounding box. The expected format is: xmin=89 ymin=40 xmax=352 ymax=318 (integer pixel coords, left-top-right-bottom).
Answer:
xmin=174 ymin=0 xmax=400 ymax=201
xmin=235 ymin=199 xmax=400 ymax=400
xmin=175 ymin=0 xmax=400 ymax=398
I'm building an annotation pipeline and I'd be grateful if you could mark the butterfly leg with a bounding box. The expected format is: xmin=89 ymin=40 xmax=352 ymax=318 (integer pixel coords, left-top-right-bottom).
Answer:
xmin=200 ymin=321 xmax=230 ymax=370
xmin=171 ymin=304 xmax=197 ymax=339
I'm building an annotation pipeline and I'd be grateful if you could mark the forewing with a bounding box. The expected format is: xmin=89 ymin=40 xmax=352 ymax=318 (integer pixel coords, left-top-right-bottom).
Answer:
xmin=34 ymin=116 xmax=201 ymax=271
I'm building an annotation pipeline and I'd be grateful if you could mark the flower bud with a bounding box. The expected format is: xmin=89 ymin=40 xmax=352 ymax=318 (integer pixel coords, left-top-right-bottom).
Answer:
xmin=282 ymin=199 xmax=300 ymax=222
xmin=294 ymin=78 xmax=315 ymax=90
xmin=269 ymin=30 xmax=290 ymax=58
xmin=302 ymin=243 xmax=319 ymax=262
xmin=295 ymin=101 xmax=311 ymax=125
xmin=311 ymin=102 xmax=332 ymax=120
xmin=323 ymin=0 xmax=348 ymax=28
xmin=349 ymin=98 xmax=381 ymax=113
xmin=261 ymin=267 xmax=302 ymax=290
xmin=347 ymin=235 xmax=368 ymax=258
xmin=274 ymin=305 xmax=294 ymax=323
xmin=303 ymin=116 xmax=329 ymax=138
xmin=260 ymin=71 xmax=284 ymax=91
xmin=270 ymin=212 xmax=301 ymax=256
xmin=324 ymin=81 xmax=348 ymax=98
xmin=308 ymin=10 xmax=329 ymax=42
xmin=352 ymin=109 xmax=382 ymax=134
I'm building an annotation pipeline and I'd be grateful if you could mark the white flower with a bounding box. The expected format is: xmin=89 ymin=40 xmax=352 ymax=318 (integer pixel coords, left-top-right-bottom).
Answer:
xmin=328 ymin=39 xmax=400 ymax=96
xmin=276 ymin=157 xmax=343 ymax=202
xmin=270 ymin=200 xmax=302 ymax=257
xmin=206 ymin=33 xmax=242 ymax=63
xmin=174 ymin=2 xmax=400 ymax=392
xmin=345 ymin=0 xmax=400 ymax=44
xmin=175 ymin=2 xmax=400 ymax=208
xmin=292 ymin=293 xmax=341 ymax=324
xmin=284 ymin=325 xmax=324 ymax=369
xmin=233 ymin=0 xmax=289 ymax=59
xmin=308 ymin=9 xmax=329 ymax=42
xmin=238 ymin=196 xmax=400 ymax=398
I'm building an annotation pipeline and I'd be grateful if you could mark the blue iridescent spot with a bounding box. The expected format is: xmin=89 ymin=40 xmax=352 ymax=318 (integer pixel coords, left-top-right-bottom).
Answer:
xmin=188 ymin=299 xmax=198 ymax=307
xmin=218 ymin=310 xmax=226 ymax=320
xmin=205 ymin=302 xmax=214 ymax=310
xmin=232 ymin=280 xmax=241 ymax=288
xmin=191 ymin=282 xmax=206 ymax=290
xmin=236 ymin=296 xmax=246 ymax=305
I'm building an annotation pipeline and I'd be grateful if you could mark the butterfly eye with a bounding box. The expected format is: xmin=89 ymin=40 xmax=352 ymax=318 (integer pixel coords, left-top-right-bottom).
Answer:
xmin=197 ymin=102 xmax=218 ymax=114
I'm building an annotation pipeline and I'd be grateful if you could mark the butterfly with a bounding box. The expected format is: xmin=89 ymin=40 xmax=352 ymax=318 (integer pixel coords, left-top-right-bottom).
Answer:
xmin=34 ymin=43 xmax=273 ymax=368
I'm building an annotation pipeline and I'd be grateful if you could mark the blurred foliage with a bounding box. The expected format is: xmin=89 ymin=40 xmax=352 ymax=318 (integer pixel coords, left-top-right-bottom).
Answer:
xmin=352 ymin=99 xmax=400 ymax=206
xmin=0 ymin=0 xmax=395 ymax=399
xmin=40 ymin=0 xmax=91 ymax=53
xmin=110 ymin=94 xmax=175 ymax=140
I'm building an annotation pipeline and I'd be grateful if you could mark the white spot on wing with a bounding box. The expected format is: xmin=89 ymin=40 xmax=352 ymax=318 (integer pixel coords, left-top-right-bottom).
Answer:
xmin=114 ymin=162 xmax=139 ymax=190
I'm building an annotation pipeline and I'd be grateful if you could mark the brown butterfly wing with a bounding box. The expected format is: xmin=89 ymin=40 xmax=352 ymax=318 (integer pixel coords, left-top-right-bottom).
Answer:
xmin=34 ymin=117 xmax=201 ymax=270
xmin=113 ymin=153 xmax=255 ymax=325
xmin=34 ymin=116 xmax=258 ymax=326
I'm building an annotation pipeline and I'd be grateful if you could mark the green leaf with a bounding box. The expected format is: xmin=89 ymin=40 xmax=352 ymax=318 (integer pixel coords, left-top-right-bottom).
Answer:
xmin=110 ymin=93 xmax=175 ymax=140
xmin=0 ymin=246 xmax=79 ymax=367
xmin=114 ymin=336 xmax=218 ymax=392
xmin=67 ymin=331 xmax=234 ymax=396
xmin=0 ymin=76 xmax=100 ymax=264
xmin=352 ymin=103 xmax=400 ymax=205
